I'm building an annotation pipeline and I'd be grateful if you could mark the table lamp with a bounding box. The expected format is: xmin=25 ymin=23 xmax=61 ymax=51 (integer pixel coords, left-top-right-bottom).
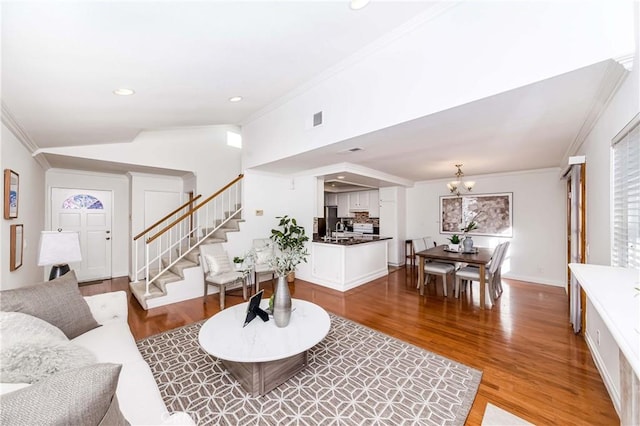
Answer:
xmin=37 ymin=231 xmax=82 ymax=280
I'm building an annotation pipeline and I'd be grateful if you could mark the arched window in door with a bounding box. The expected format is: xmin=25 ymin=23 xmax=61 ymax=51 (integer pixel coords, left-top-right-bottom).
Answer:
xmin=62 ymin=194 xmax=104 ymax=210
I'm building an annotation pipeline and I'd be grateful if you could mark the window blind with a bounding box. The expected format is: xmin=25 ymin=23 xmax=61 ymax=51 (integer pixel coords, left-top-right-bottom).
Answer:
xmin=612 ymin=115 xmax=640 ymax=268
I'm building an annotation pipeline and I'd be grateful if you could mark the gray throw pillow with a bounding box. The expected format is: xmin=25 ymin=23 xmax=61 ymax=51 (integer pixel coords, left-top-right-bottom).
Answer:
xmin=0 ymin=312 xmax=97 ymax=384
xmin=0 ymin=363 xmax=130 ymax=426
xmin=0 ymin=271 xmax=100 ymax=339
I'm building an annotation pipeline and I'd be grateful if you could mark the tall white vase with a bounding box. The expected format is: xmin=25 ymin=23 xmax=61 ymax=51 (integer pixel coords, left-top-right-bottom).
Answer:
xmin=273 ymin=276 xmax=292 ymax=327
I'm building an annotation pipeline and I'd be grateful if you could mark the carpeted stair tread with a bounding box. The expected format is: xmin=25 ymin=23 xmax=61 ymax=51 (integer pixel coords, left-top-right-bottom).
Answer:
xmin=129 ymin=280 xmax=165 ymax=301
xmin=202 ymin=237 xmax=226 ymax=244
xmin=182 ymin=250 xmax=200 ymax=264
xmin=153 ymin=271 xmax=182 ymax=294
xmin=169 ymin=258 xmax=199 ymax=278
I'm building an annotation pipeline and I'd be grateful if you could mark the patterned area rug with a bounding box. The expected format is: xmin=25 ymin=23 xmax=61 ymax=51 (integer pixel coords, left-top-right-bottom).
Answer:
xmin=137 ymin=314 xmax=482 ymax=425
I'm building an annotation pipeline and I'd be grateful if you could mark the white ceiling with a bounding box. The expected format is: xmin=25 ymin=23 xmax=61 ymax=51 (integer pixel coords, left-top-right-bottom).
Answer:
xmin=2 ymin=1 xmax=435 ymax=147
xmin=254 ymin=59 xmax=623 ymax=186
xmin=1 ymin=1 xmax=629 ymax=189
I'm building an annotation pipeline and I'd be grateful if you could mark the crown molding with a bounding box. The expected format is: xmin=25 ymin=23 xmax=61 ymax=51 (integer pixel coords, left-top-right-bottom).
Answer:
xmin=1 ymin=102 xmax=39 ymax=153
xmin=241 ymin=1 xmax=462 ymax=126
xmin=416 ymin=167 xmax=562 ymax=185
xmin=1 ymin=102 xmax=51 ymax=169
xmin=614 ymin=53 xmax=635 ymax=71
xmin=561 ymin=60 xmax=629 ymax=165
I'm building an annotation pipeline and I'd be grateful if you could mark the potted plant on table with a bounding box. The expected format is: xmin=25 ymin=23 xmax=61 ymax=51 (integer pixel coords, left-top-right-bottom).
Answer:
xmin=447 ymin=234 xmax=461 ymax=252
xmin=270 ymin=215 xmax=310 ymax=283
xmin=232 ymin=256 xmax=244 ymax=270
xmin=268 ymin=215 xmax=310 ymax=327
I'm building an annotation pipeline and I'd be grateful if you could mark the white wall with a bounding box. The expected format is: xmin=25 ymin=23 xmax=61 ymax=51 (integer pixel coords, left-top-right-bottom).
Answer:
xmin=45 ymin=169 xmax=130 ymax=278
xmin=406 ymin=168 xmax=566 ymax=286
xmin=225 ymin=170 xmax=318 ymax=282
xmin=1 ymin=123 xmax=46 ymax=289
xmin=39 ymin=125 xmax=242 ymax=280
xmin=243 ymin=2 xmax=633 ymax=170
xmin=129 ymin=173 xmax=185 ymax=280
xmin=40 ymin=125 xmax=242 ymax=197
xmin=573 ymin=64 xmax=639 ymax=265
xmin=570 ymin=9 xmax=639 ymax=412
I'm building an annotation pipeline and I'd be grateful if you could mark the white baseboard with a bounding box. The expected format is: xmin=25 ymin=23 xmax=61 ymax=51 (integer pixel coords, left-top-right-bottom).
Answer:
xmin=584 ymin=331 xmax=621 ymax=417
xmin=502 ymin=273 xmax=564 ymax=287
xmin=305 ymin=268 xmax=388 ymax=292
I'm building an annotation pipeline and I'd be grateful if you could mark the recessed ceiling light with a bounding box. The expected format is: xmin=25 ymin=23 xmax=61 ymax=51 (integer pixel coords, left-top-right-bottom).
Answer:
xmin=112 ymin=88 xmax=135 ymax=96
xmin=350 ymin=0 xmax=370 ymax=10
xmin=337 ymin=176 xmax=345 ymax=179
xmin=229 ymin=96 xmax=243 ymax=102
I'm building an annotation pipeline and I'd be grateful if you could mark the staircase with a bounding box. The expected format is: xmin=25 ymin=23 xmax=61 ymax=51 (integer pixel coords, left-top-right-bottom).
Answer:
xmin=130 ymin=174 xmax=244 ymax=310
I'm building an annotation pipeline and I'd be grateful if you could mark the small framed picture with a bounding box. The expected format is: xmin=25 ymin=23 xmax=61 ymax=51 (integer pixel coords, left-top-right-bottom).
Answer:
xmin=10 ymin=224 xmax=23 ymax=271
xmin=4 ymin=169 xmax=19 ymax=219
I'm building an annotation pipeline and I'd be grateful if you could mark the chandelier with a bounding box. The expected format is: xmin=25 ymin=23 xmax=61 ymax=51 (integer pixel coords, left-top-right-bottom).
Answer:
xmin=447 ymin=164 xmax=475 ymax=196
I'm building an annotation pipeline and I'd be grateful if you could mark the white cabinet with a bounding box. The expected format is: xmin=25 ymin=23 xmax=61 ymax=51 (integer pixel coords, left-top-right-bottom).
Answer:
xmin=368 ymin=190 xmax=380 ymax=217
xmin=337 ymin=193 xmax=353 ymax=217
xmin=325 ymin=192 xmax=338 ymax=206
xmin=346 ymin=190 xmax=379 ymax=216
xmin=379 ymin=186 xmax=406 ymax=266
xmin=349 ymin=191 xmax=369 ymax=210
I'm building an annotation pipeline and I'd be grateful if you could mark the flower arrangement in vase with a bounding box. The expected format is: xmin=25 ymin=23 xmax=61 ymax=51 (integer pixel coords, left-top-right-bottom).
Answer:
xmin=268 ymin=215 xmax=310 ymax=327
xmin=460 ymin=211 xmax=481 ymax=252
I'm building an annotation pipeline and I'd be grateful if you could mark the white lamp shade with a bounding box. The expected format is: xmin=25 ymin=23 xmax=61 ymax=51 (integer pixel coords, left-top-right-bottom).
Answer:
xmin=37 ymin=231 xmax=82 ymax=266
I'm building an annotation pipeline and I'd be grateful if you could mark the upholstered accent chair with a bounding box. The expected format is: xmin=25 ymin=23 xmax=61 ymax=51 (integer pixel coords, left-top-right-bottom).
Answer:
xmin=199 ymin=243 xmax=247 ymax=309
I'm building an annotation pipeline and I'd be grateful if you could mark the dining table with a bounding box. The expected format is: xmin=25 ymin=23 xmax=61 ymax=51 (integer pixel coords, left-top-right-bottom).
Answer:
xmin=416 ymin=245 xmax=494 ymax=309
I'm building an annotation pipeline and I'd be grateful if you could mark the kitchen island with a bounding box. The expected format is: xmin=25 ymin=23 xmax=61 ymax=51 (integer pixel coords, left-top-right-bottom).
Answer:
xmin=310 ymin=236 xmax=391 ymax=291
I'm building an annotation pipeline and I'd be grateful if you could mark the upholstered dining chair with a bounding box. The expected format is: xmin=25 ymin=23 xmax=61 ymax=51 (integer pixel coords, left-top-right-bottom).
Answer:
xmin=491 ymin=241 xmax=509 ymax=299
xmin=199 ymin=243 xmax=247 ymax=309
xmin=454 ymin=242 xmax=508 ymax=304
xmin=251 ymin=238 xmax=276 ymax=293
xmin=412 ymin=238 xmax=427 ymax=267
xmin=412 ymin=238 xmax=455 ymax=297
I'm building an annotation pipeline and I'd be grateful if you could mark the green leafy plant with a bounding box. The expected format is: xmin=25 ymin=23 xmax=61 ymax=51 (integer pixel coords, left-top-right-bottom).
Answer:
xmin=461 ymin=221 xmax=478 ymax=234
xmin=269 ymin=215 xmax=310 ymax=277
xmin=460 ymin=211 xmax=483 ymax=233
xmin=448 ymin=234 xmax=461 ymax=244
xmin=232 ymin=256 xmax=243 ymax=264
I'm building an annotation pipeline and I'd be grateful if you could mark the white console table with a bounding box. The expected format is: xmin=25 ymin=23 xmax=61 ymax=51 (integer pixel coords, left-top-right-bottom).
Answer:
xmin=569 ymin=263 xmax=639 ymax=425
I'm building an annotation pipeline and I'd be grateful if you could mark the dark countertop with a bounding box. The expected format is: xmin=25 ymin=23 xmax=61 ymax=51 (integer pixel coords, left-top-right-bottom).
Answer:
xmin=312 ymin=236 xmax=392 ymax=246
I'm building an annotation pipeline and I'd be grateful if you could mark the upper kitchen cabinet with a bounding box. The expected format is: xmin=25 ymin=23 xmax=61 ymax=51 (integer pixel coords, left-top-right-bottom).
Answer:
xmin=337 ymin=193 xmax=353 ymax=217
xmin=325 ymin=192 xmax=338 ymax=206
xmin=349 ymin=191 xmax=370 ymax=211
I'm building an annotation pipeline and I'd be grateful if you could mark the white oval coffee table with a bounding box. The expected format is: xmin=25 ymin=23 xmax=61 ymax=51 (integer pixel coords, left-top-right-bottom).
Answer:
xmin=198 ymin=298 xmax=330 ymax=396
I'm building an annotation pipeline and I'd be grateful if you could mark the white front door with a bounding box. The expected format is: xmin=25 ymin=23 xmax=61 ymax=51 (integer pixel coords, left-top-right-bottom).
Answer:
xmin=51 ymin=188 xmax=112 ymax=282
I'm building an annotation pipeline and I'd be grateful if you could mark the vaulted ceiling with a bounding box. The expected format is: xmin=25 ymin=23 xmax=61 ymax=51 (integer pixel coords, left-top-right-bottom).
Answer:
xmin=1 ymin=1 xmax=634 ymax=189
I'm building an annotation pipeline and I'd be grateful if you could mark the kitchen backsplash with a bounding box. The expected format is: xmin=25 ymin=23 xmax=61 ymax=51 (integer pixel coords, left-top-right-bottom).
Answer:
xmin=340 ymin=212 xmax=379 ymax=226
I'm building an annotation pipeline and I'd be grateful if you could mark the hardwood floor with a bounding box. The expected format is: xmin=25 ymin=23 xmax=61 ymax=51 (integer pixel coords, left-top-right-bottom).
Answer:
xmin=80 ymin=267 xmax=618 ymax=425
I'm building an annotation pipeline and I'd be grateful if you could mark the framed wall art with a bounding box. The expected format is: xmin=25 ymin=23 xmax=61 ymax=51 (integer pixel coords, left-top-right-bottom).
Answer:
xmin=10 ymin=224 xmax=23 ymax=271
xmin=440 ymin=192 xmax=513 ymax=237
xmin=4 ymin=169 xmax=19 ymax=219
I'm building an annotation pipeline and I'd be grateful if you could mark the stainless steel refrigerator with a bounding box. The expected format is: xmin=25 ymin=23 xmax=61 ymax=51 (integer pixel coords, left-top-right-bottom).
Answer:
xmin=325 ymin=206 xmax=338 ymax=235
